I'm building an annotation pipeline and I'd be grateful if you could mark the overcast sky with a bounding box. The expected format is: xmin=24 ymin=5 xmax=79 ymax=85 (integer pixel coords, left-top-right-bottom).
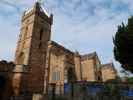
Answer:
xmin=0 ymin=0 xmax=133 ymax=76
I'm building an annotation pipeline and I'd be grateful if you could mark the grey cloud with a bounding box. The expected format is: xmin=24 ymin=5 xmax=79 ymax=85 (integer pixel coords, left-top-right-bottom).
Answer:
xmin=0 ymin=0 xmax=21 ymax=13
xmin=0 ymin=0 xmax=133 ymax=75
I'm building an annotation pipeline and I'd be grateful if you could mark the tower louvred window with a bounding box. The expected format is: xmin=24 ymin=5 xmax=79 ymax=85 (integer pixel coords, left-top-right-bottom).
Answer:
xmin=39 ymin=28 xmax=43 ymax=40
xmin=17 ymin=52 xmax=25 ymax=64
xmin=38 ymin=28 xmax=43 ymax=49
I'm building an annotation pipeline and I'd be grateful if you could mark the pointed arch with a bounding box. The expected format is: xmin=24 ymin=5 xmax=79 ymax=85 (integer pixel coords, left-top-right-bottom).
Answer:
xmin=17 ymin=52 xmax=25 ymax=64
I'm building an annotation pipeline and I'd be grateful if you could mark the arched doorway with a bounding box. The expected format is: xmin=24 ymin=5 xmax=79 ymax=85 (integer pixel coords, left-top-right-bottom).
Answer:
xmin=0 ymin=76 xmax=6 ymax=88
xmin=0 ymin=75 xmax=6 ymax=98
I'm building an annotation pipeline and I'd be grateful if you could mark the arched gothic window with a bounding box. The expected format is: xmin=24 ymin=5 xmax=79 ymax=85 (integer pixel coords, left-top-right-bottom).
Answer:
xmin=24 ymin=26 xmax=28 ymax=39
xmin=38 ymin=28 xmax=43 ymax=49
xmin=17 ymin=52 xmax=25 ymax=64
xmin=39 ymin=28 xmax=43 ymax=40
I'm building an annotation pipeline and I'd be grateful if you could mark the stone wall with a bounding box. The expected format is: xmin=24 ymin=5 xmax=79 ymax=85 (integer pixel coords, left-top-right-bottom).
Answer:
xmin=101 ymin=63 xmax=117 ymax=82
xmin=80 ymin=52 xmax=102 ymax=82
xmin=81 ymin=59 xmax=97 ymax=81
xmin=48 ymin=41 xmax=75 ymax=94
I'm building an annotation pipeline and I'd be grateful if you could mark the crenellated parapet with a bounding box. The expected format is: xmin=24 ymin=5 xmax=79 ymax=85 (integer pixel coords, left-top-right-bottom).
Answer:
xmin=22 ymin=2 xmax=53 ymax=25
xmin=0 ymin=60 xmax=14 ymax=72
xmin=0 ymin=60 xmax=15 ymax=99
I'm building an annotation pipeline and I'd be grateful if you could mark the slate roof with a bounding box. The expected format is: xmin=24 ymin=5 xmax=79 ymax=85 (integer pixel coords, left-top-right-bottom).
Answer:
xmin=48 ymin=41 xmax=74 ymax=54
xmin=102 ymin=63 xmax=116 ymax=71
xmin=81 ymin=52 xmax=97 ymax=61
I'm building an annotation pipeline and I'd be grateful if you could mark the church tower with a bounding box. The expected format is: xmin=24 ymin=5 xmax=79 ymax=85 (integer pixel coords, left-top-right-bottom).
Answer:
xmin=12 ymin=2 xmax=53 ymax=95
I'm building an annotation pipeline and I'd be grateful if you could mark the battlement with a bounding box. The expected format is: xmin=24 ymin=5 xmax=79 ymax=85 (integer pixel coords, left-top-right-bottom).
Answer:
xmin=0 ymin=60 xmax=14 ymax=72
xmin=22 ymin=2 xmax=53 ymax=25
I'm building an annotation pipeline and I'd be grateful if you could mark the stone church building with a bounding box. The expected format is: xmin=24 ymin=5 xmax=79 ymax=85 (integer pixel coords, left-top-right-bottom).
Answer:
xmin=0 ymin=2 xmax=117 ymax=98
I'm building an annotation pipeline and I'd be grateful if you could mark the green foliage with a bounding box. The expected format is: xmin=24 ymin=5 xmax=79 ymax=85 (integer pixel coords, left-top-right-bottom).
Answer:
xmin=128 ymin=77 xmax=133 ymax=83
xmin=113 ymin=16 xmax=133 ymax=73
xmin=55 ymin=96 xmax=68 ymax=100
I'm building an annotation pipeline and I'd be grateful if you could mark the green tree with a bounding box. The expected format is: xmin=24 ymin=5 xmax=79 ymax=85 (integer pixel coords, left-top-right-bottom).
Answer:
xmin=113 ymin=16 xmax=133 ymax=73
xmin=128 ymin=77 xmax=133 ymax=83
